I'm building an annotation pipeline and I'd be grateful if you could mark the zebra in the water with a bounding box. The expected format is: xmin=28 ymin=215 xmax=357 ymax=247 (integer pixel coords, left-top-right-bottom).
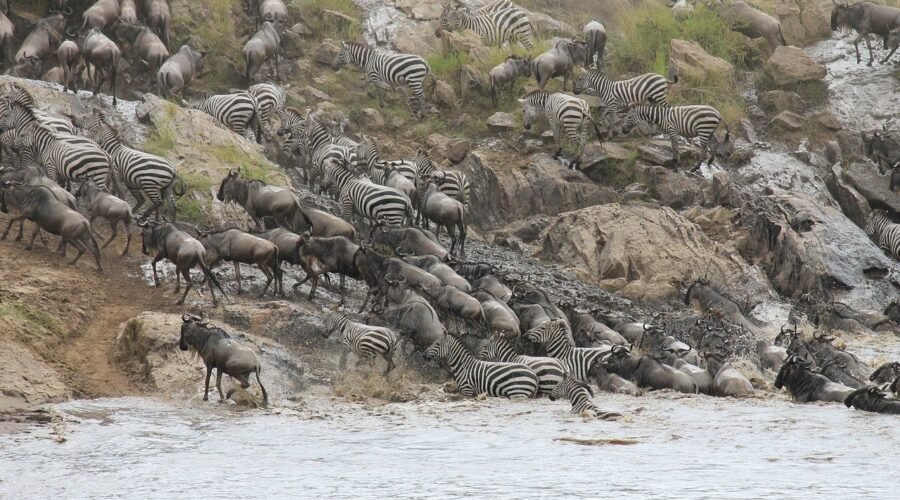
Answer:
xmin=322 ymin=156 xmax=413 ymax=227
xmin=324 ymin=312 xmax=401 ymax=374
xmin=333 ymin=42 xmax=433 ymax=119
xmin=6 ymin=103 xmax=111 ymax=189
xmin=247 ymin=83 xmax=286 ymax=138
xmin=413 ymin=149 xmax=469 ymax=208
xmin=480 ymin=335 xmax=564 ymax=395
xmin=525 ymin=319 xmax=611 ymax=384
xmin=622 ymin=104 xmax=729 ymax=171
xmin=572 ymin=69 xmax=675 ymax=127
xmin=549 ymin=372 xmax=621 ymax=420
xmin=83 ymin=113 xmax=185 ymax=220
xmin=519 ymin=90 xmax=603 ymax=169
xmin=865 ymin=210 xmax=900 ymax=260
xmin=189 ymin=92 xmax=262 ymax=143
xmin=425 ymin=334 xmax=539 ymax=399
xmin=439 ymin=2 xmax=533 ymax=48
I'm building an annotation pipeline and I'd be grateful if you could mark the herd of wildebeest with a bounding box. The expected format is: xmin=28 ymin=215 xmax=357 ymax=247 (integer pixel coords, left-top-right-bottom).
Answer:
xmin=0 ymin=1 xmax=898 ymax=417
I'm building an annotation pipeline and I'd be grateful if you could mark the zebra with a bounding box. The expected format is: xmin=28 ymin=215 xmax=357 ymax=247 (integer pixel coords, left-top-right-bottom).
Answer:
xmin=356 ymin=136 xmax=418 ymax=209
xmin=1 ymin=85 xmax=77 ymax=134
xmin=413 ymin=149 xmax=469 ymax=209
xmin=301 ymin=113 xmax=359 ymax=195
xmin=247 ymin=83 xmax=286 ymax=138
xmin=439 ymin=3 xmax=533 ymax=49
xmin=479 ymin=335 xmax=564 ymax=395
xmin=324 ymin=312 xmax=400 ymax=374
xmin=5 ymin=102 xmax=111 ymax=190
xmin=549 ymin=372 xmax=621 ymax=420
xmin=572 ymin=69 xmax=676 ymax=128
xmin=333 ymin=41 xmax=433 ymax=119
xmin=323 ymin=156 xmax=413 ymax=227
xmin=524 ymin=319 xmax=611 ymax=384
xmin=865 ymin=210 xmax=900 ymax=261
xmin=518 ymin=90 xmax=603 ymax=169
xmin=424 ymin=334 xmax=539 ymax=399
xmin=189 ymin=92 xmax=263 ymax=143
xmin=83 ymin=113 xmax=185 ymax=220
xmin=622 ymin=104 xmax=729 ymax=171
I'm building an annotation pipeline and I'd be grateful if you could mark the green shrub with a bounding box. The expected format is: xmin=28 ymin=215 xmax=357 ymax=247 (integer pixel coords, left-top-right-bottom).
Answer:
xmin=180 ymin=0 xmax=244 ymax=89
xmin=293 ymin=0 xmax=363 ymax=40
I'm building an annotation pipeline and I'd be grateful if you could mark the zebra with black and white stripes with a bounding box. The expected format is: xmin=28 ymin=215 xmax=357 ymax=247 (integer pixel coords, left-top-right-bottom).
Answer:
xmin=525 ymin=319 xmax=611 ymax=384
xmin=356 ymin=136 xmax=418 ymax=208
xmin=301 ymin=114 xmax=358 ymax=195
xmin=519 ymin=90 xmax=603 ymax=168
xmin=549 ymin=372 xmax=621 ymax=420
xmin=480 ymin=335 xmax=564 ymax=395
xmin=333 ymin=41 xmax=433 ymax=119
xmin=189 ymin=92 xmax=262 ymax=143
xmin=322 ymin=156 xmax=413 ymax=227
xmin=622 ymin=104 xmax=729 ymax=170
xmin=865 ymin=210 xmax=900 ymax=261
xmin=439 ymin=2 xmax=533 ymax=49
xmin=324 ymin=312 xmax=400 ymax=374
xmin=425 ymin=334 xmax=539 ymax=399
xmin=247 ymin=83 xmax=286 ymax=137
xmin=83 ymin=113 xmax=184 ymax=220
xmin=5 ymin=83 xmax=77 ymax=134
xmin=572 ymin=69 xmax=675 ymax=126
xmin=413 ymin=149 xmax=469 ymax=208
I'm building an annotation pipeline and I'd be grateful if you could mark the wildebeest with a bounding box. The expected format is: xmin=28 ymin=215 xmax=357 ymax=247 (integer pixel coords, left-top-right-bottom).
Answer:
xmin=582 ymin=20 xmax=606 ymax=67
xmin=114 ymin=21 xmax=170 ymax=74
xmin=601 ymin=345 xmax=698 ymax=394
xmin=470 ymin=274 xmax=512 ymax=303
xmin=293 ymin=234 xmax=360 ymax=304
xmin=375 ymin=277 xmax=446 ymax=350
xmin=75 ymin=181 xmax=133 ymax=255
xmin=258 ymin=0 xmax=289 ymax=29
xmin=243 ymin=21 xmax=281 ymax=85
xmin=157 ymin=45 xmax=208 ymax=100
xmin=865 ymin=125 xmax=900 ymax=172
xmin=774 ymin=355 xmax=855 ymax=403
xmin=217 ymin=170 xmax=300 ymax=230
xmin=15 ymin=14 xmax=66 ymax=64
xmin=1 ymin=182 xmax=102 ymax=269
xmin=884 ymin=27 xmax=900 ymax=63
xmin=77 ymin=28 xmax=121 ymax=105
xmin=56 ymin=40 xmax=80 ymax=93
xmin=831 ymin=1 xmax=900 ymax=66
xmin=870 ymin=361 xmax=900 ymax=384
xmin=180 ymin=314 xmax=268 ymax=406
xmin=672 ymin=358 xmax=712 ymax=395
xmin=719 ymin=1 xmax=786 ymax=49
xmin=292 ymin=203 xmax=356 ymax=239
xmin=808 ymin=332 xmax=871 ymax=388
xmin=143 ymin=0 xmax=172 ymax=45
xmin=844 ymin=385 xmax=900 ymax=414
xmin=532 ymin=39 xmax=587 ymax=90
xmin=354 ymin=245 xmax=442 ymax=311
xmin=416 ymin=176 xmax=467 ymax=257
xmin=137 ymin=219 xmax=225 ymax=305
xmin=119 ymin=0 xmax=139 ymax=24
xmin=757 ymin=339 xmax=787 ymax=372
xmin=473 ymin=290 xmax=520 ymax=337
xmin=369 ymin=223 xmax=449 ymax=260
xmin=703 ymin=351 xmax=754 ymax=398
xmin=489 ymin=56 xmax=531 ymax=107
xmin=0 ymin=8 xmax=14 ymax=66
xmin=401 ymin=253 xmax=470 ymax=291
xmin=562 ymin=305 xmax=629 ymax=347
xmin=414 ymin=280 xmax=484 ymax=330
xmin=197 ymin=228 xmax=282 ymax=297
xmin=3 ymin=56 xmax=42 ymax=78
xmin=683 ymin=277 xmax=759 ymax=334
xmin=82 ymin=0 xmax=120 ymax=30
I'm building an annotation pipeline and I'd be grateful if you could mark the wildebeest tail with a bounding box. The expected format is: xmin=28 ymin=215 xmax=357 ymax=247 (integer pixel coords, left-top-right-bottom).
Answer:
xmin=200 ymin=261 xmax=228 ymax=298
xmin=87 ymin=225 xmax=103 ymax=271
xmin=778 ymin=27 xmax=786 ymax=46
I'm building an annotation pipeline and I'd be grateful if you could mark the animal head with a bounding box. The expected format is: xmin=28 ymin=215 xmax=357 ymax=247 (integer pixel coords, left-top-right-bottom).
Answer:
xmin=424 ymin=334 xmax=451 ymax=361
xmin=135 ymin=217 xmax=163 ymax=255
xmin=439 ymin=4 xmax=463 ymax=31
xmin=774 ymin=354 xmax=811 ymax=389
xmin=179 ymin=313 xmax=203 ymax=351
xmin=518 ymin=95 xmax=539 ymax=131
xmin=844 ymin=384 xmax=890 ymax=408
xmin=216 ymin=170 xmax=242 ymax=202
xmin=333 ymin=41 xmax=353 ymax=70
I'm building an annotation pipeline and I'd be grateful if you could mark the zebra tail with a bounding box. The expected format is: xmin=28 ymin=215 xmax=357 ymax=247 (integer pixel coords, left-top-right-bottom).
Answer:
xmin=173 ymin=175 xmax=187 ymax=198
xmin=667 ymin=74 xmax=678 ymax=85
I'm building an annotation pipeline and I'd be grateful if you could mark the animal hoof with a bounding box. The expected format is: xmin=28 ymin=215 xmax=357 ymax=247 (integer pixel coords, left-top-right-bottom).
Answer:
xmin=202 ymin=396 xmax=209 ymax=401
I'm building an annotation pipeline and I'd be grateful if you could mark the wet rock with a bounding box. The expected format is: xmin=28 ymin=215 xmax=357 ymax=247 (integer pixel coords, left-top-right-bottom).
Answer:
xmin=766 ymin=46 xmax=827 ymax=86
xmin=729 ymin=147 xmax=755 ymax=166
xmin=399 ymin=1 xmax=442 ymax=20
xmin=669 ymin=39 xmax=734 ymax=81
xmin=487 ymin=112 xmax=516 ymax=131
xmin=535 ymin=204 xmax=768 ymax=304
xmin=770 ymin=111 xmax=806 ymax=131
xmin=758 ymin=90 xmax=806 ymax=114
xmin=0 ymin=341 xmax=69 ymax=407
xmin=437 ymin=28 xmax=483 ymax=55
xmin=459 ymin=64 xmax=490 ymax=98
xmin=826 ymin=164 xmax=871 ymax=227
xmin=825 ymin=140 xmax=842 ymax=164
xmin=837 ymin=130 xmax=865 ymax=157
xmin=358 ymin=108 xmax=385 ymax=129
xmin=648 ymin=166 xmax=706 ymax=209
xmin=313 ymin=40 xmax=340 ymax=66
xmin=434 ymin=80 xmax=458 ymax=110
xmin=459 ymin=152 xmax=617 ymax=228
xmin=288 ymin=21 xmax=313 ymax=37
xmin=843 ymin=161 xmax=900 ymax=213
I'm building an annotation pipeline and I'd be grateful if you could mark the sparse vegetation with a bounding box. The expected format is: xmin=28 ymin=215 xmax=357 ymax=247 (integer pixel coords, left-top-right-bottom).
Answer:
xmin=293 ymin=0 xmax=364 ymax=40
xmin=174 ymin=0 xmax=245 ymax=89
xmin=0 ymin=301 xmax=65 ymax=338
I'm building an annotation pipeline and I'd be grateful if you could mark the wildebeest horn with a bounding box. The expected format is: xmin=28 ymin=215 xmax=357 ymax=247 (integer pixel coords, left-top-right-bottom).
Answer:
xmin=67 ymin=27 xmax=78 ymax=38
xmin=394 ymin=246 xmax=412 ymax=257
xmin=63 ymin=6 xmax=73 ymax=16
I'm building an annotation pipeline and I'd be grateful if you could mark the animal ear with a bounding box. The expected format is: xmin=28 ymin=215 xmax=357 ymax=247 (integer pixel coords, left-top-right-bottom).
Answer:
xmin=517 ymin=98 xmax=525 ymax=104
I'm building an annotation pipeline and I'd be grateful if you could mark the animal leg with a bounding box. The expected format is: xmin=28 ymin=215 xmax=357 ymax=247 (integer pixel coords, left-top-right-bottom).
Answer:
xmin=339 ymin=274 xmax=346 ymax=306
xmin=102 ymin=220 xmax=118 ymax=248
xmin=176 ymin=268 xmax=193 ymax=305
xmin=339 ymin=350 xmax=349 ymax=370
xmin=256 ymin=371 xmax=268 ymax=407
xmin=668 ymin=127 xmax=681 ymax=168
xmin=258 ymin=264 xmax=274 ymax=298
xmin=151 ymin=256 xmax=162 ymax=286
xmin=68 ymin=238 xmax=88 ymax=265
xmin=121 ymin=222 xmax=132 ymax=255
xmin=14 ymin=219 xmax=23 ymax=241
xmin=25 ymin=225 xmax=40 ymax=250
xmin=203 ymin=365 xmax=213 ymax=401
xmin=234 ymin=261 xmax=242 ymax=294
xmin=1 ymin=217 xmax=21 ymax=240
xmin=216 ymin=369 xmax=226 ymax=402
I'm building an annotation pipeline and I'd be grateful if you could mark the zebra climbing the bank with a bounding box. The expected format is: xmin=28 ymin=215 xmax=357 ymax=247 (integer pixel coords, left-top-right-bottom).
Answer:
xmin=413 ymin=149 xmax=470 ymax=209
xmin=323 ymin=312 xmax=401 ymax=374
xmin=425 ymin=334 xmax=539 ymax=399
xmin=518 ymin=90 xmax=603 ymax=169
xmin=621 ymin=104 xmax=729 ymax=171
xmin=572 ymin=69 xmax=676 ymax=128
xmin=479 ymin=334 xmax=565 ymax=395
xmin=865 ymin=209 xmax=900 ymax=261
xmin=549 ymin=372 xmax=621 ymax=420
xmin=439 ymin=2 xmax=533 ymax=49
xmin=300 ymin=112 xmax=358 ymax=195
xmin=332 ymin=41 xmax=433 ymax=119
xmin=188 ymin=91 xmax=263 ymax=143
xmin=82 ymin=112 xmax=184 ymax=220
xmin=247 ymin=83 xmax=286 ymax=138
xmin=322 ymin=154 xmax=413 ymax=227
xmin=525 ymin=319 xmax=611 ymax=385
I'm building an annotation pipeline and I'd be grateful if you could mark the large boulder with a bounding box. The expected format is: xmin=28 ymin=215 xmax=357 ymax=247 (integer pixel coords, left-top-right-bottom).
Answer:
xmin=825 ymin=164 xmax=872 ymax=227
xmin=669 ymin=39 xmax=735 ymax=81
xmin=313 ymin=40 xmax=340 ymax=65
xmin=487 ymin=112 xmax=516 ymax=131
xmin=843 ymin=161 xmax=900 ymax=213
xmin=758 ymin=90 xmax=806 ymax=114
xmin=766 ymin=46 xmax=826 ymax=86
xmin=395 ymin=0 xmax=443 ymax=20
xmin=535 ymin=204 xmax=768 ymax=304
xmin=392 ymin=23 xmax=441 ymax=56
xmin=436 ymin=28 xmax=483 ymax=55
xmin=528 ymin=11 xmax=577 ymax=36
xmin=459 ymin=151 xmax=617 ymax=228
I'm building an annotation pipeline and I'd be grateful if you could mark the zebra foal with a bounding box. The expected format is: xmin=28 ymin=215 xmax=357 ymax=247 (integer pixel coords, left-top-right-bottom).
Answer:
xmin=549 ymin=372 xmax=621 ymax=420
xmin=425 ymin=334 xmax=539 ymax=399
xmin=324 ymin=312 xmax=401 ymax=374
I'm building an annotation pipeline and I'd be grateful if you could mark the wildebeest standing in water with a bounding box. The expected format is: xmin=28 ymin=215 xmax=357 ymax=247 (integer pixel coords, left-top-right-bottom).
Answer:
xmin=180 ymin=314 xmax=269 ymax=407
xmin=831 ymin=1 xmax=900 ymax=66
xmin=774 ymin=355 xmax=855 ymax=403
xmin=844 ymin=385 xmax=900 ymax=414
